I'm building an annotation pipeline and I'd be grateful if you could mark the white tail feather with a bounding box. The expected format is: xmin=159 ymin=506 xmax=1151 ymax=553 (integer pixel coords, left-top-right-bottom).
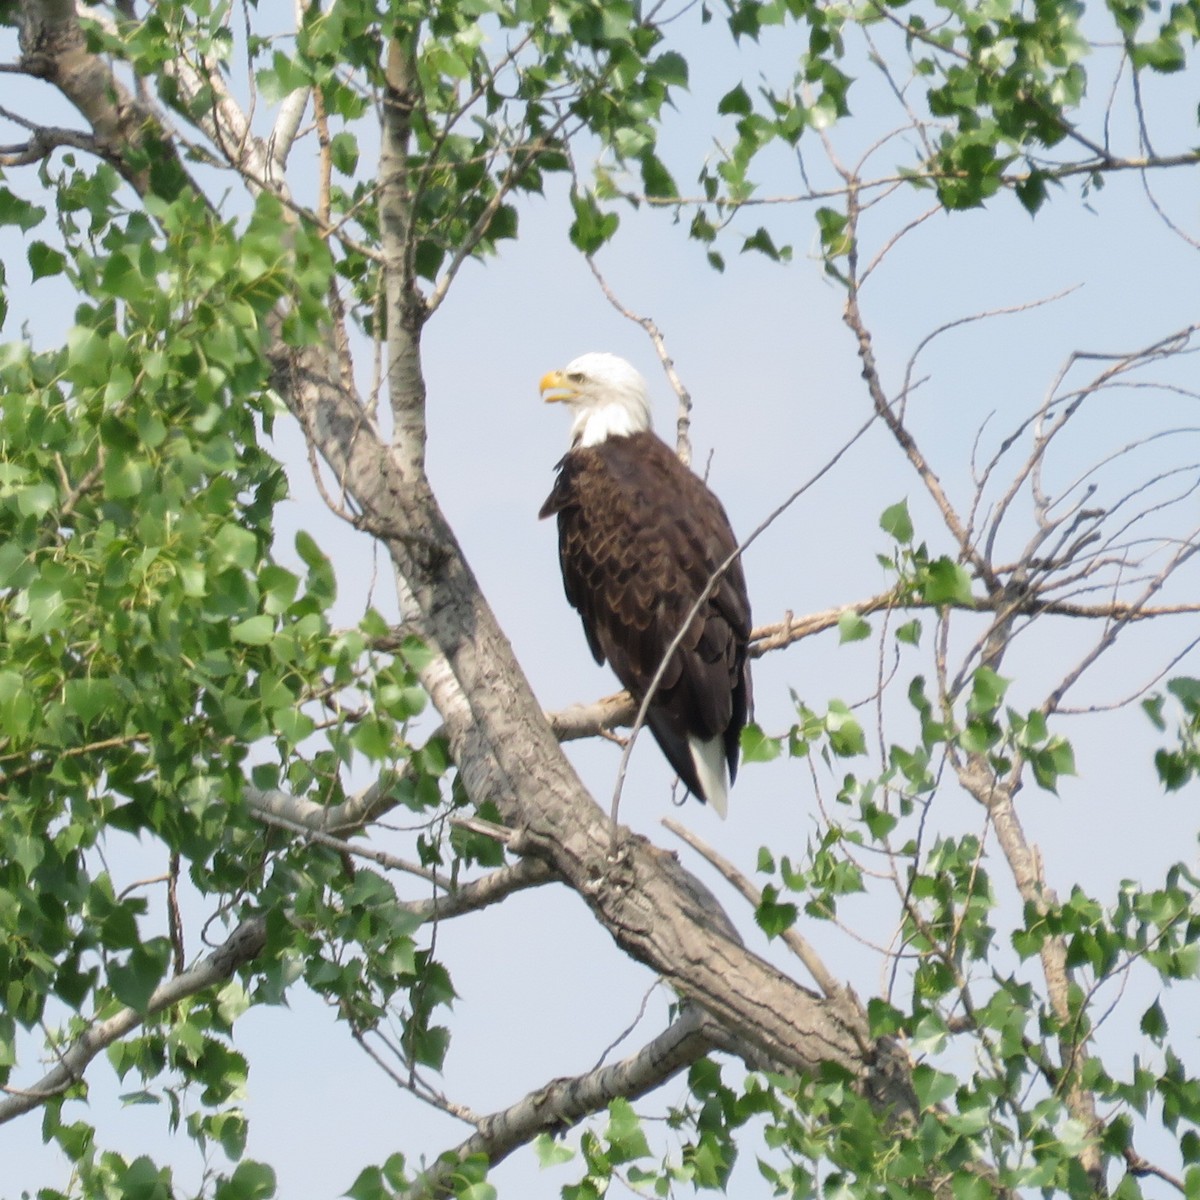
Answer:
xmin=688 ymin=736 xmax=729 ymax=819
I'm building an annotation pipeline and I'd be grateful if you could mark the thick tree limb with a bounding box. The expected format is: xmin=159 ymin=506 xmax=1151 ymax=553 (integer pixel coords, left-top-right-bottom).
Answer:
xmin=247 ymin=777 xmax=419 ymax=835
xmin=17 ymin=1 xmax=192 ymax=195
xmin=546 ymin=691 xmax=635 ymax=742
xmin=381 ymin=31 xmax=429 ymax=469
xmin=269 ymin=333 xmax=890 ymax=1089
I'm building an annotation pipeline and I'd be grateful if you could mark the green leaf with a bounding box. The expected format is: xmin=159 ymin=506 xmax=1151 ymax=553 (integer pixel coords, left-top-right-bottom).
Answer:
xmin=756 ymin=885 xmax=799 ymax=937
xmin=569 ymin=191 xmax=619 ymax=254
xmin=911 ymin=1063 xmax=957 ymax=1109
xmin=866 ymin=997 xmax=905 ymax=1037
xmin=65 ymin=325 xmax=110 ymax=387
xmin=1140 ymin=998 xmax=1168 ymax=1043
xmin=215 ymin=1161 xmax=277 ymax=1200
xmin=28 ymin=241 xmax=67 ymax=281
xmin=862 ymin=801 xmax=897 ymax=839
xmin=0 ymin=187 xmax=45 ymax=231
xmin=109 ymin=940 xmax=171 ymax=1013
xmin=16 ymin=481 xmax=56 ymax=517
xmin=838 ymin=611 xmax=871 ymax=643
xmin=231 ymin=615 xmax=276 ymax=645
xmin=329 ymin=131 xmax=360 ymax=176
xmin=815 ymin=206 xmax=852 ymax=259
xmin=639 ymin=151 xmax=678 ymax=199
xmin=968 ymin=667 xmax=1010 ymax=716
xmin=879 ymin=499 xmax=913 ymax=543
xmin=346 ymin=1167 xmax=388 ymax=1200
xmin=1017 ymin=169 xmax=1049 ymax=215
xmin=718 ymin=83 xmax=753 ymax=115
xmin=920 ymin=558 xmax=973 ymax=606
xmin=742 ymin=226 xmax=789 ymax=261
xmin=1031 ymin=736 xmax=1075 ymax=792
xmin=455 ymin=1186 xmax=496 ymax=1200
xmin=605 ymin=1097 xmax=650 ymax=1164
xmin=1168 ymin=677 xmax=1200 ymax=708
xmin=826 ymin=702 xmax=866 ymax=757
xmin=255 ymin=51 xmax=313 ymax=104
xmin=650 ymin=50 xmax=688 ymax=88
xmin=213 ymin=523 xmax=261 ymax=572
xmin=534 ymin=1133 xmax=576 ymax=1168
xmin=1131 ymin=34 xmax=1186 ymax=72
xmin=64 ymin=677 xmax=121 ymax=725
xmin=117 ymin=1156 xmax=173 ymax=1200
xmin=741 ymin=722 xmax=781 ymax=763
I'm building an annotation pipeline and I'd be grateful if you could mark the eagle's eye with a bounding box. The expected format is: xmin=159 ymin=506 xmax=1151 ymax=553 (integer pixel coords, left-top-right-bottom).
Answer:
xmin=567 ymin=371 xmax=585 ymax=383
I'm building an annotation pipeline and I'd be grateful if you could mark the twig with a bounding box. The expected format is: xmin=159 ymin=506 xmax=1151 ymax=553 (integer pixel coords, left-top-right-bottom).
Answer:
xmin=252 ymin=808 xmax=453 ymax=889
xmin=582 ymin=254 xmax=695 ymax=465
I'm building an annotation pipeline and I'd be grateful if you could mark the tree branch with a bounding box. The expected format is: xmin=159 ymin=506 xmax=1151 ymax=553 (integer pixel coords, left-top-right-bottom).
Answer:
xmin=0 ymin=917 xmax=267 ymax=1125
xmin=17 ymin=0 xmax=193 ymax=196
xmin=403 ymin=1005 xmax=719 ymax=1198
xmin=381 ymin=29 xmax=429 ymax=472
xmin=663 ymin=818 xmax=845 ymax=1001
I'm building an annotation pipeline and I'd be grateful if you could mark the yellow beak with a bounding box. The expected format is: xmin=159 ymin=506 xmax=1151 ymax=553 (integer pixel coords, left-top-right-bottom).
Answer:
xmin=539 ymin=369 xmax=576 ymax=404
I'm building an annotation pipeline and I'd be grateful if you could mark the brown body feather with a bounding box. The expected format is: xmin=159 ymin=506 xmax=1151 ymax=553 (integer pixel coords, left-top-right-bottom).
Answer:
xmin=539 ymin=431 xmax=752 ymax=806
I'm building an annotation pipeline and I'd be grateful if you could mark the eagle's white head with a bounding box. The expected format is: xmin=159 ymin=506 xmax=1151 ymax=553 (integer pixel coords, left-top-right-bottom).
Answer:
xmin=540 ymin=352 xmax=653 ymax=448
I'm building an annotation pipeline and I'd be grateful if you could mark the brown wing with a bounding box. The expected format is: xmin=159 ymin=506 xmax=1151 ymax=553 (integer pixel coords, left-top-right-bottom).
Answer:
xmin=540 ymin=432 xmax=752 ymax=799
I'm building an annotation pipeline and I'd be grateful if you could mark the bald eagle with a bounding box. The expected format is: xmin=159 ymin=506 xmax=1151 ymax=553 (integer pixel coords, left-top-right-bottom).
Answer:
xmin=538 ymin=352 xmax=753 ymax=816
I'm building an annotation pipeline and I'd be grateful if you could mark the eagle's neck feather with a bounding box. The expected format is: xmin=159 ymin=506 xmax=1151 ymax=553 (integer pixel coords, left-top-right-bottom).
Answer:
xmin=572 ymin=402 xmax=651 ymax=448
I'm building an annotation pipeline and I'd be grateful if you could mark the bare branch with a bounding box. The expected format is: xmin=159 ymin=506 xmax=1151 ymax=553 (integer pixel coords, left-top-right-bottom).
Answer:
xmin=1042 ymin=525 xmax=1200 ymax=715
xmin=0 ymin=107 xmax=99 ymax=164
xmin=839 ymin=181 xmax=992 ymax=587
xmin=246 ymin=772 xmax=417 ymax=836
xmin=956 ymin=758 xmax=1104 ymax=1178
xmin=414 ymin=858 xmax=557 ymax=920
xmin=251 ymin=806 xmax=455 ymax=889
xmin=269 ymin=88 xmax=311 ymax=178
xmin=1123 ymin=1148 xmax=1187 ymax=1195
xmin=581 ymin=253 xmax=696 ymax=465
